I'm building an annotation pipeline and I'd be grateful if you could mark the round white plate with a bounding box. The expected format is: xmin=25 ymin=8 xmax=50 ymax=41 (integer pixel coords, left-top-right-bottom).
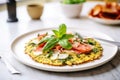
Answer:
xmin=11 ymin=28 xmax=118 ymax=72
xmin=88 ymin=16 xmax=120 ymax=25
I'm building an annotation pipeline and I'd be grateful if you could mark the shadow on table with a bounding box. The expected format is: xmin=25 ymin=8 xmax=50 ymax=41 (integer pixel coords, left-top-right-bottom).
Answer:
xmin=79 ymin=16 xmax=89 ymax=20
xmin=40 ymin=48 xmax=120 ymax=77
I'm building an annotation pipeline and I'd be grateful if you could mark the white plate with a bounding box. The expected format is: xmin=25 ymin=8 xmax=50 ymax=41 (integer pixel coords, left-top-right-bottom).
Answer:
xmin=11 ymin=28 xmax=118 ymax=72
xmin=88 ymin=16 xmax=120 ymax=25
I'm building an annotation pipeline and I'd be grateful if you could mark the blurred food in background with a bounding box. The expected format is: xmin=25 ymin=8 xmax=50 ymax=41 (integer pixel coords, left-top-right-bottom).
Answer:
xmin=89 ymin=2 xmax=120 ymax=20
xmin=104 ymin=0 xmax=117 ymax=2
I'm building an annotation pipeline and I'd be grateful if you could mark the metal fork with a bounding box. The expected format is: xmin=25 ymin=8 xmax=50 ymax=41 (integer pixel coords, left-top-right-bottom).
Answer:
xmin=92 ymin=37 xmax=120 ymax=47
xmin=0 ymin=55 xmax=21 ymax=74
xmin=74 ymin=32 xmax=120 ymax=47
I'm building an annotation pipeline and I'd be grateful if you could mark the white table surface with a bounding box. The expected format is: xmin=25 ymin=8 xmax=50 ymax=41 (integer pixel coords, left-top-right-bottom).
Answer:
xmin=0 ymin=2 xmax=120 ymax=80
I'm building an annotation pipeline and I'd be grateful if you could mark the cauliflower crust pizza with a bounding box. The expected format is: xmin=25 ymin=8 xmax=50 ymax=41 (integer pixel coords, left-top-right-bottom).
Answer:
xmin=25 ymin=24 xmax=103 ymax=66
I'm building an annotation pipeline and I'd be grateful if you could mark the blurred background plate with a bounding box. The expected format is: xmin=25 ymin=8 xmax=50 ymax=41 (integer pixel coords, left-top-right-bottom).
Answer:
xmin=88 ymin=15 xmax=120 ymax=25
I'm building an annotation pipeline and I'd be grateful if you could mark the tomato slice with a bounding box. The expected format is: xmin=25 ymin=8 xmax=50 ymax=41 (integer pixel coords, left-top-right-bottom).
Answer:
xmin=55 ymin=45 xmax=62 ymax=50
xmin=35 ymin=43 xmax=46 ymax=51
xmin=72 ymin=43 xmax=92 ymax=54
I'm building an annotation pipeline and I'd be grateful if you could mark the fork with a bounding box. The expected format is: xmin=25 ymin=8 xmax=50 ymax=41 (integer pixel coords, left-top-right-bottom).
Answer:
xmin=0 ymin=55 xmax=21 ymax=74
xmin=91 ymin=37 xmax=120 ymax=47
xmin=74 ymin=32 xmax=120 ymax=47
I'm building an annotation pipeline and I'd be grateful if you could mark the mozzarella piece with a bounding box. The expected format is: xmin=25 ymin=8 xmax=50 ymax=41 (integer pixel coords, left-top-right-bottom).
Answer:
xmin=50 ymin=51 xmax=59 ymax=60
xmin=58 ymin=54 xmax=69 ymax=59
xmin=33 ymin=51 xmax=42 ymax=55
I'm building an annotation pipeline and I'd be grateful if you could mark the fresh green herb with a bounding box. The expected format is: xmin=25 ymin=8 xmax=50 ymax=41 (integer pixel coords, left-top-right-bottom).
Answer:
xmin=60 ymin=34 xmax=74 ymax=40
xmin=87 ymin=38 xmax=96 ymax=45
xmin=92 ymin=48 xmax=99 ymax=53
xmin=58 ymin=34 xmax=73 ymax=49
xmin=59 ymin=59 xmax=66 ymax=64
xmin=52 ymin=30 xmax=59 ymax=38
xmin=66 ymin=55 xmax=73 ymax=60
xmin=53 ymin=24 xmax=73 ymax=49
xmin=58 ymin=39 xmax=72 ymax=49
xmin=42 ymin=24 xmax=74 ymax=52
xmin=47 ymin=51 xmax=54 ymax=58
xmin=59 ymin=24 xmax=67 ymax=37
xmin=38 ymin=37 xmax=50 ymax=45
xmin=42 ymin=37 xmax=59 ymax=52
xmin=61 ymin=0 xmax=86 ymax=4
xmin=52 ymin=24 xmax=66 ymax=38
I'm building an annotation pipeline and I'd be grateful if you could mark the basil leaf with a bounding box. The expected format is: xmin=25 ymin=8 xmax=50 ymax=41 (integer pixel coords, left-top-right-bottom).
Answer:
xmin=38 ymin=37 xmax=50 ymax=45
xmin=58 ymin=39 xmax=72 ymax=49
xmin=42 ymin=37 xmax=58 ymax=52
xmin=47 ymin=50 xmax=53 ymax=58
xmin=59 ymin=24 xmax=66 ymax=38
xmin=52 ymin=30 xmax=59 ymax=37
xmin=61 ymin=34 xmax=74 ymax=40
